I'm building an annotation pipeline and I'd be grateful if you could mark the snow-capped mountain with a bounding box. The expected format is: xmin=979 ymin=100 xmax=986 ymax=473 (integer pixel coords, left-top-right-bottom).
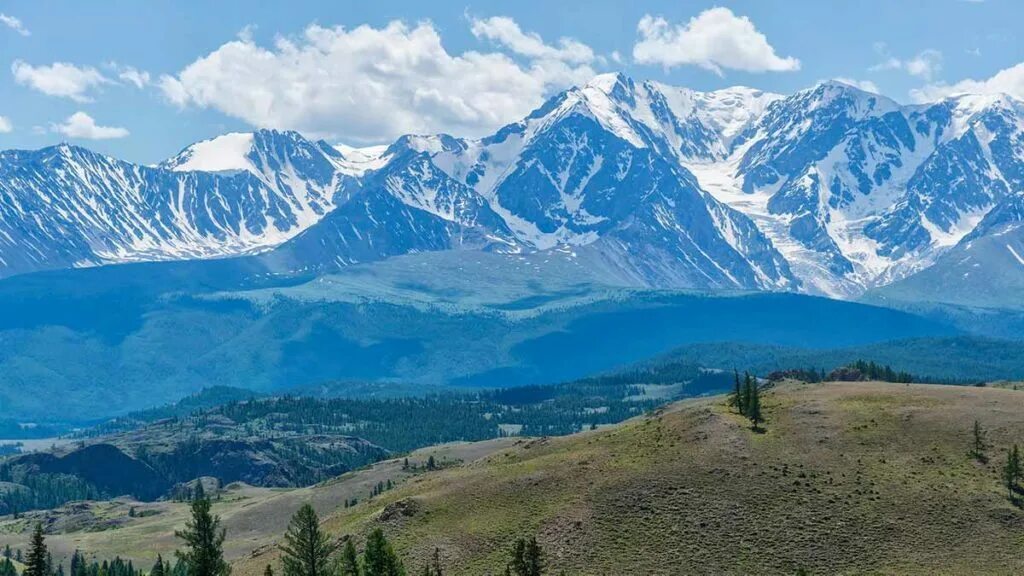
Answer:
xmin=1 ymin=73 xmax=1023 ymax=305
xmin=0 ymin=130 xmax=352 ymax=276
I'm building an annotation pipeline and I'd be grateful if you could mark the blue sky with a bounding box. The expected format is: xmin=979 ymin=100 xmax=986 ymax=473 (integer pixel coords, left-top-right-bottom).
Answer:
xmin=1 ymin=0 xmax=1022 ymax=164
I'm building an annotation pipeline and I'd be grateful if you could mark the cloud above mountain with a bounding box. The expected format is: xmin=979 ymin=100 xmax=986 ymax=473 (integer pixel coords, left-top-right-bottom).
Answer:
xmin=11 ymin=61 xmax=111 ymax=102
xmin=910 ymin=61 xmax=1024 ymax=102
xmin=158 ymin=19 xmax=596 ymax=143
xmin=632 ymin=7 xmax=800 ymax=75
xmin=50 ymin=112 xmax=129 ymax=140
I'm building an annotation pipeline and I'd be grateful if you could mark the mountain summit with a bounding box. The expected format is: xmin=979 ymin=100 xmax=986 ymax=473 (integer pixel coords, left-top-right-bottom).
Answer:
xmin=1 ymin=75 xmax=1023 ymax=305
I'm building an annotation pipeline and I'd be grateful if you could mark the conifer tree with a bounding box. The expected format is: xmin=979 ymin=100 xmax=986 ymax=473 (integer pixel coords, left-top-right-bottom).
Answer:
xmin=970 ymin=420 xmax=989 ymax=462
xmin=731 ymin=370 xmax=742 ymax=412
xmin=280 ymin=504 xmax=336 ymax=576
xmin=509 ymin=538 xmax=543 ymax=576
xmin=338 ymin=540 xmax=360 ymax=576
xmin=362 ymin=529 xmax=404 ymax=576
xmin=747 ymin=380 xmax=763 ymax=430
xmin=151 ymin=555 xmax=166 ymax=576
xmin=741 ymin=372 xmax=755 ymax=416
xmin=23 ymin=523 xmax=48 ymax=576
xmin=1003 ymin=444 xmax=1021 ymax=498
xmin=175 ymin=496 xmax=230 ymax=576
xmin=264 ymin=565 xmax=274 ymax=576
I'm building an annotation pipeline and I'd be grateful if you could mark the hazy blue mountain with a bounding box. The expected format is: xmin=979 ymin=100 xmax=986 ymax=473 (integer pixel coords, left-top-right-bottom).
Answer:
xmin=0 ymin=249 xmax=959 ymax=422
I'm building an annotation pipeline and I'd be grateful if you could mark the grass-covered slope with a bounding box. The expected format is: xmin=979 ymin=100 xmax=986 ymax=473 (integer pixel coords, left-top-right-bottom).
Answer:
xmin=312 ymin=382 xmax=1024 ymax=575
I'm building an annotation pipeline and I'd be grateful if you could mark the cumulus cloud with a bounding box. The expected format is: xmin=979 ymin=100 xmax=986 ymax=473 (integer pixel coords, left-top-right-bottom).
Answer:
xmin=0 ymin=116 xmax=12 ymax=133
xmin=469 ymin=15 xmax=594 ymax=64
xmin=158 ymin=19 xmax=596 ymax=143
xmin=632 ymin=7 xmax=799 ymax=75
xmin=11 ymin=61 xmax=111 ymax=102
xmin=832 ymin=77 xmax=881 ymax=94
xmin=909 ymin=62 xmax=1024 ymax=103
xmin=870 ymin=46 xmax=943 ymax=81
xmin=51 ymin=112 xmax=129 ymax=139
xmin=0 ymin=14 xmax=29 ymax=36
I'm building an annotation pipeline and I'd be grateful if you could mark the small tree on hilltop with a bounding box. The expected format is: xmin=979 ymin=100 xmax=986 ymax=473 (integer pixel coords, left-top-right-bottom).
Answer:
xmin=281 ymin=504 xmax=336 ymax=576
xmin=731 ymin=369 xmax=743 ymax=413
xmin=970 ymin=420 xmax=989 ymax=463
xmin=747 ymin=380 xmax=764 ymax=431
xmin=1003 ymin=444 xmax=1021 ymax=500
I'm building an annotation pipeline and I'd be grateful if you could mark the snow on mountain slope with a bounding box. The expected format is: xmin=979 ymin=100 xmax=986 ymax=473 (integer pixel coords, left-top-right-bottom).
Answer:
xmin=360 ymin=74 xmax=798 ymax=290
xmin=3 ymin=73 xmax=1024 ymax=304
xmin=0 ymin=130 xmax=345 ymax=277
xmin=163 ymin=132 xmax=256 ymax=173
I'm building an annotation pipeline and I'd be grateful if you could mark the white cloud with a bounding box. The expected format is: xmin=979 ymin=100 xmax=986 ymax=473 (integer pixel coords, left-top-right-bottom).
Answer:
xmin=50 ymin=112 xmax=129 ymax=140
xmin=832 ymin=77 xmax=881 ymax=94
xmin=632 ymin=8 xmax=799 ymax=75
xmin=0 ymin=116 xmax=12 ymax=133
xmin=159 ymin=20 xmax=596 ymax=143
xmin=11 ymin=61 xmax=111 ymax=102
xmin=870 ymin=45 xmax=942 ymax=81
xmin=117 ymin=66 xmax=151 ymax=88
xmin=469 ymin=15 xmax=594 ymax=64
xmin=909 ymin=62 xmax=1024 ymax=103
xmin=0 ymin=13 xmax=29 ymax=36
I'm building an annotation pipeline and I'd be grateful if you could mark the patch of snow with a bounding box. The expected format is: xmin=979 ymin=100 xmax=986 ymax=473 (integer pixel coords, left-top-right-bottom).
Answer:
xmin=167 ymin=133 xmax=255 ymax=173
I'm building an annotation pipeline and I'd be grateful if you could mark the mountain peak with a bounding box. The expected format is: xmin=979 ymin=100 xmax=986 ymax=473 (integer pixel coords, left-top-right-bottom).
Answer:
xmin=163 ymin=132 xmax=256 ymax=173
xmin=584 ymin=72 xmax=633 ymax=94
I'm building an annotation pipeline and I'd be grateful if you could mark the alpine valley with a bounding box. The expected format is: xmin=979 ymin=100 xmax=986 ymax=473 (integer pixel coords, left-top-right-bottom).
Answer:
xmin=2 ymin=73 xmax=1024 ymax=420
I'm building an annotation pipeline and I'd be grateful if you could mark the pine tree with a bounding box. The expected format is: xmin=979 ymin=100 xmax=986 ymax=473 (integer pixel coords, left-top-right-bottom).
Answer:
xmin=509 ymin=537 xmax=542 ymax=576
xmin=741 ymin=372 xmax=755 ymax=417
xmin=151 ymin=555 xmax=166 ymax=576
xmin=338 ymin=540 xmax=360 ymax=576
xmin=747 ymin=380 xmax=763 ymax=431
xmin=264 ymin=565 xmax=274 ymax=576
xmin=24 ymin=524 xmax=48 ymax=576
xmin=1003 ymin=444 xmax=1021 ymax=498
xmin=362 ymin=529 xmax=404 ymax=576
xmin=280 ymin=504 xmax=336 ymax=576
xmin=731 ymin=369 xmax=742 ymax=412
xmin=175 ymin=497 xmax=230 ymax=576
xmin=523 ymin=538 xmax=543 ymax=576
xmin=970 ymin=420 xmax=989 ymax=462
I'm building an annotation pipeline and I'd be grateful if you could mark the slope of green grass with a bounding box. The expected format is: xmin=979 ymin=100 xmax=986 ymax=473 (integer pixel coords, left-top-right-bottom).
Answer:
xmin=306 ymin=382 xmax=1024 ymax=575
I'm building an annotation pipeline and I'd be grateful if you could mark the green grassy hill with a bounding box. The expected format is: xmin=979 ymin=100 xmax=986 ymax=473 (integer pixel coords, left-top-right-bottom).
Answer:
xmin=304 ymin=382 xmax=1024 ymax=575
xmin=4 ymin=382 xmax=1024 ymax=575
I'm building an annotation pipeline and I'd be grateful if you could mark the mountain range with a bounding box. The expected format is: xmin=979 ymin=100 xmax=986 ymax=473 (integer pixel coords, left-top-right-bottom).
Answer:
xmin=2 ymin=73 xmax=1023 ymax=307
